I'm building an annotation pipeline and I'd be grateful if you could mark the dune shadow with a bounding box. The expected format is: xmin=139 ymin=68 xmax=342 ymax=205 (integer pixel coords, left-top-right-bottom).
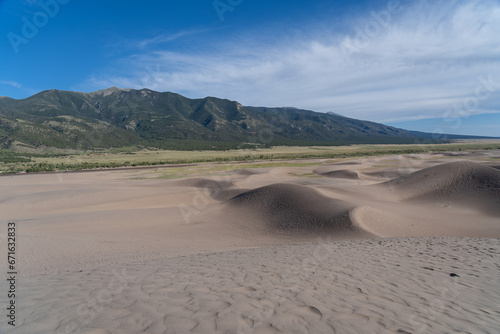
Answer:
xmin=226 ymin=183 xmax=372 ymax=237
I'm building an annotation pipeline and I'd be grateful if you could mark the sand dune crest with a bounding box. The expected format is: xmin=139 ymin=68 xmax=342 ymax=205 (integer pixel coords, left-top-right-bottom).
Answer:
xmin=227 ymin=183 xmax=369 ymax=237
xmin=384 ymin=161 xmax=500 ymax=216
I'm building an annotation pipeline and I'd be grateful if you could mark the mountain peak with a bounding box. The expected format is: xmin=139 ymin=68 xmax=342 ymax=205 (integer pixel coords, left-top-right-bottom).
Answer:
xmin=326 ymin=111 xmax=344 ymax=117
xmin=88 ymin=87 xmax=130 ymax=97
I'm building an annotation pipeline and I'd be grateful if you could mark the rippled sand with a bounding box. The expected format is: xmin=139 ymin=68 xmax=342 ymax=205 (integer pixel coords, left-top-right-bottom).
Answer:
xmin=1 ymin=151 xmax=499 ymax=333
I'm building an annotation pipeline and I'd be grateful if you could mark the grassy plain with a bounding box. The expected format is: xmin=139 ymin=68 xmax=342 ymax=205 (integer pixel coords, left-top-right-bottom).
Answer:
xmin=1 ymin=140 xmax=500 ymax=174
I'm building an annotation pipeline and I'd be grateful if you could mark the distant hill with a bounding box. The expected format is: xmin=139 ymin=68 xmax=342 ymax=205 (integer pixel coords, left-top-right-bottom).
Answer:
xmin=0 ymin=87 xmax=494 ymax=151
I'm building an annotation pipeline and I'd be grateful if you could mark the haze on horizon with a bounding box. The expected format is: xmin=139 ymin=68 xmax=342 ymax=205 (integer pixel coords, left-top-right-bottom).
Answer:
xmin=1 ymin=0 xmax=499 ymax=136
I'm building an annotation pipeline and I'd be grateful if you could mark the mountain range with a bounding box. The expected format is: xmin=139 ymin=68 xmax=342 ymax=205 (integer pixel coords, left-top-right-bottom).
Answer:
xmin=0 ymin=87 xmax=493 ymax=152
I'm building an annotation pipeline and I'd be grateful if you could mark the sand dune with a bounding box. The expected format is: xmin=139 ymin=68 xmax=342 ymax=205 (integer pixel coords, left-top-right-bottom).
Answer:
xmin=486 ymin=164 xmax=500 ymax=170
xmin=174 ymin=177 xmax=234 ymax=191
xmin=384 ymin=161 xmax=500 ymax=216
xmin=226 ymin=183 xmax=368 ymax=237
xmin=333 ymin=160 xmax=362 ymax=165
xmin=363 ymin=169 xmax=411 ymax=179
xmin=231 ymin=169 xmax=266 ymax=176
xmin=173 ymin=177 xmax=247 ymax=201
xmin=317 ymin=169 xmax=360 ymax=180
xmin=1 ymin=151 xmax=500 ymax=333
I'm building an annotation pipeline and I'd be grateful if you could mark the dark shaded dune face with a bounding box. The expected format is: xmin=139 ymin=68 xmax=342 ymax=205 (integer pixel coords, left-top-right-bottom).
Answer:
xmin=442 ymin=152 xmax=487 ymax=157
xmin=173 ymin=178 xmax=240 ymax=201
xmin=442 ymin=152 xmax=470 ymax=157
xmin=231 ymin=169 xmax=265 ymax=176
xmin=174 ymin=178 xmax=233 ymax=189
xmin=384 ymin=161 xmax=500 ymax=216
xmin=320 ymin=170 xmax=360 ymax=180
xmin=486 ymin=164 xmax=500 ymax=171
xmin=212 ymin=188 xmax=250 ymax=201
xmin=364 ymin=169 xmax=411 ymax=179
xmin=227 ymin=183 xmax=366 ymax=237
xmin=334 ymin=161 xmax=362 ymax=166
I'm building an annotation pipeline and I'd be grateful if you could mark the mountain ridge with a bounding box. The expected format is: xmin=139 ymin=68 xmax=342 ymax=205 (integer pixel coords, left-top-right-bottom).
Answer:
xmin=0 ymin=88 xmax=496 ymax=151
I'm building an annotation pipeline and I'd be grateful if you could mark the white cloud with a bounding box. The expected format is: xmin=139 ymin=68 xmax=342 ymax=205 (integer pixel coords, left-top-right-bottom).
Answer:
xmin=84 ymin=0 xmax=500 ymax=123
xmin=136 ymin=29 xmax=211 ymax=49
xmin=0 ymin=80 xmax=21 ymax=89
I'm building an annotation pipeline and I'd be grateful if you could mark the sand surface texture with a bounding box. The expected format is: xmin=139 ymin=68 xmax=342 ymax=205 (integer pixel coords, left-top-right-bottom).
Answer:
xmin=1 ymin=151 xmax=499 ymax=333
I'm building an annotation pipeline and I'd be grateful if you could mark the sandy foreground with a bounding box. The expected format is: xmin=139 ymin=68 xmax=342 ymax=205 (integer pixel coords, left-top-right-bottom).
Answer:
xmin=0 ymin=151 xmax=499 ymax=333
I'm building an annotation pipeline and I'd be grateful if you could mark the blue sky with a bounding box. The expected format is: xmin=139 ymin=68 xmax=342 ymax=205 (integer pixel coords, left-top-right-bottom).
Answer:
xmin=1 ymin=0 xmax=499 ymax=136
